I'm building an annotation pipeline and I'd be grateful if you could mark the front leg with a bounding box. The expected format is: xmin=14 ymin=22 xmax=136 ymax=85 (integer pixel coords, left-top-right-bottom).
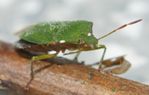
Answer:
xmin=63 ymin=45 xmax=107 ymax=67
xmin=96 ymin=45 xmax=107 ymax=70
xmin=64 ymin=51 xmax=81 ymax=63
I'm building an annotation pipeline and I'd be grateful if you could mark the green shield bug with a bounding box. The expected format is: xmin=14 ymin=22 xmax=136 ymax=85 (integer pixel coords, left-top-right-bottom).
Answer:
xmin=15 ymin=19 xmax=142 ymax=88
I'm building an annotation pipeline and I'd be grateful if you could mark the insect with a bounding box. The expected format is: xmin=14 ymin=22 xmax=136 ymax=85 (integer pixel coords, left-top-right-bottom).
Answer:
xmin=15 ymin=19 xmax=142 ymax=87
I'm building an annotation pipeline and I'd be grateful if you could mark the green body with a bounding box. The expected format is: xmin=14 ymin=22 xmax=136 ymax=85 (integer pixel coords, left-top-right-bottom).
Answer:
xmin=18 ymin=20 xmax=98 ymax=45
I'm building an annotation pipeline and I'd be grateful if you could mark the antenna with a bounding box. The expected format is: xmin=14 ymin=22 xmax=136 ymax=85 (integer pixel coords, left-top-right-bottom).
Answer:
xmin=98 ymin=19 xmax=142 ymax=40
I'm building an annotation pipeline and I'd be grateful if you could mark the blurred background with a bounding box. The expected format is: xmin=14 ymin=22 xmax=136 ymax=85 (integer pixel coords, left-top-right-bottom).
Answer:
xmin=0 ymin=0 xmax=148 ymax=94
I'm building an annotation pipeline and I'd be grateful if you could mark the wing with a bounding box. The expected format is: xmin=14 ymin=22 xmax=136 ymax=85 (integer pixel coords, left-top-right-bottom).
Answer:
xmin=17 ymin=20 xmax=93 ymax=45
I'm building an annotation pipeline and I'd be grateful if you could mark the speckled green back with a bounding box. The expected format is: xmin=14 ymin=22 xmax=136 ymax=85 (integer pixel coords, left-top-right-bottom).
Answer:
xmin=18 ymin=20 xmax=93 ymax=45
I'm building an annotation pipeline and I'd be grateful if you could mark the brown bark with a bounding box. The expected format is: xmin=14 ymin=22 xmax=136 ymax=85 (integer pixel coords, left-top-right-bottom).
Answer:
xmin=0 ymin=41 xmax=149 ymax=95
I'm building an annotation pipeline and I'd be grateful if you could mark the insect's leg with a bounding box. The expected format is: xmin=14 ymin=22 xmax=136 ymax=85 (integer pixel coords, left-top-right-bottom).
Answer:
xmin=73 ymin=51 xmax=81 ymax=62
xmin=26 ymin=53 xmax=58 ymax=89
xmin=64 ymin=51 xmax=82 ymax=63
xmin=64 ymin=51 xmax=80 ymax=55
xmin=96 ymin=45 xmax=107 ymax=70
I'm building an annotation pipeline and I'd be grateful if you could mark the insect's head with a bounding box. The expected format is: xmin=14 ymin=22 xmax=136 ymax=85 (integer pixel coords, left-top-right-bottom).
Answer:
xmin=82 ymin=33 xmax=99 ymax=49
xmin=82 ymin=19 xmax=142 ymax=49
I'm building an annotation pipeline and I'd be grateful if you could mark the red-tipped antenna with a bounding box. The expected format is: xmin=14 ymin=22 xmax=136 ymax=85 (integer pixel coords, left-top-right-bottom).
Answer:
xmin=98 ymin=19 xmax=142 ymax=40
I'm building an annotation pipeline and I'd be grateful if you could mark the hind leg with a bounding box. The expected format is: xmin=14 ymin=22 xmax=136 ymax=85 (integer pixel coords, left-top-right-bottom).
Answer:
xmin=26 ymin=53 xmax=58 ymax=89
xmin=73 ymin=51 xmax=81 ymax=62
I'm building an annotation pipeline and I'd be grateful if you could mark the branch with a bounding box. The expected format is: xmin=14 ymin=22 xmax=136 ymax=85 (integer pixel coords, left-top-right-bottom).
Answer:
xmin=0 ymin=41 xmax=149 ymax=95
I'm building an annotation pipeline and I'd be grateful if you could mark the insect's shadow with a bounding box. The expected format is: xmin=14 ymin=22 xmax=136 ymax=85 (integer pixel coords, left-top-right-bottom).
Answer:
xmin=33 ymin=57 xmax=81 ymax=75
xmin=15 ymin=48 xmax=83 ymax=75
